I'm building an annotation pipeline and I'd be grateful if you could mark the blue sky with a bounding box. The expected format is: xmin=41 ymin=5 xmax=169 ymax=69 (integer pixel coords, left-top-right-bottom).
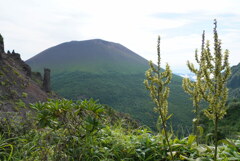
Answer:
xmin=1 ymin=0 xmax=240 ymax=73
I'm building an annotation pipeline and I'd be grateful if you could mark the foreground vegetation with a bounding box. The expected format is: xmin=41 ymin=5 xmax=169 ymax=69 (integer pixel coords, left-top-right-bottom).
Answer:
xmin=0 ymin=99 xmax=240 ymax=161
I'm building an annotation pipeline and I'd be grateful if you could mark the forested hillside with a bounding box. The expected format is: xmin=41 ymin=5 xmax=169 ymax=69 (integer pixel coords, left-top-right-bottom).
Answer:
xmin=228 ymin=63 xmax=240 ymax=98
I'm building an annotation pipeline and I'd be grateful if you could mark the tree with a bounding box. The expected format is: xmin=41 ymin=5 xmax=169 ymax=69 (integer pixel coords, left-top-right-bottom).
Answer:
xmin=144 ymin=36 xmax=173 ymax=160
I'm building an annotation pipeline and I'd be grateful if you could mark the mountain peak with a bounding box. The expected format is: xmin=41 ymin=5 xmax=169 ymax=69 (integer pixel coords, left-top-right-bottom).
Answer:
xmin=26 ymin=39 xmax=149 ymax=74
xmin=66 ymin=39 xmax=125 ymax=51
xmin=65 ymin=39 xmax=115 ymax=45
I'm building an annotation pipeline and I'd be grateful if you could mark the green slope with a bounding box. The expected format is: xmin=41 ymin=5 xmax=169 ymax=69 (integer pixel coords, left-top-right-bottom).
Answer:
xmin=26 ymin=39 xmax=193 ymax=130
xmin=228 ymin=63 xmax=240 ymax=98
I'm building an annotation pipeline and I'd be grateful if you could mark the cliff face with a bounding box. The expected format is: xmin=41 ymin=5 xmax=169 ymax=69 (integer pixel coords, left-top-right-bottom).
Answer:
xmin=0 ymin=34 xmax=55 ymax=112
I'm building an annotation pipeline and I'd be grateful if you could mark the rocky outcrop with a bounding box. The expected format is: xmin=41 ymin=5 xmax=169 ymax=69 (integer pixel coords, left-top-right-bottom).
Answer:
xmin=0 ymin=34 xmax=4 ymax=59
xmin=0 ymin=34 xmax=56 ymax=112
xmin=43 ymin=68 xmax=51 ymax=92
xmin=6 ymin=50 xmax=32 ymax=77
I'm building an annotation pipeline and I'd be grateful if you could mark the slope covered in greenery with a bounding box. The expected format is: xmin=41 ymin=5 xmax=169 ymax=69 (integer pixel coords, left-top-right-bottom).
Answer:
xmin=26 ymin=39 xmax=193 ymax=129
xmin=228 ymin=63 xmax=240 ymax=98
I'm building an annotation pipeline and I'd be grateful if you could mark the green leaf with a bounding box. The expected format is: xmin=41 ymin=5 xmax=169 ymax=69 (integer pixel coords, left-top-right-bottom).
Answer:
xmin=197 ymin=126 xmax=204 ymax=137
xmin=196 ymin=146 xmax=207 ymax=153
xmin=166 ymin=113 xmax=173 ymax=121
xmin=187 ymin=134 xmax=196 ymax=146
xmin=218 ymin=139 xmax=236 ymax=149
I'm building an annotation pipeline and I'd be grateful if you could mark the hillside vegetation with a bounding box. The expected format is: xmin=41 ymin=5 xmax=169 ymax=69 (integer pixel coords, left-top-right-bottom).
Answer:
xmin=228 ymin=63 xmax=240 ymax=98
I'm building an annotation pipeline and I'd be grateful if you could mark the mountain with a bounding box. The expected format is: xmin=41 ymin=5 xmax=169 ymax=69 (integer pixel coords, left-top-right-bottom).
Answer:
xmin=26 ymin=39 xmax=194 ymax=130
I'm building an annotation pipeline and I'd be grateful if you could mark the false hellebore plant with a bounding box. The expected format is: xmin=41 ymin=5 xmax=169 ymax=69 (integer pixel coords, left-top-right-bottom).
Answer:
xmin=144 ymin=36 xmax=173 ymax=160
xmin=182 ymin=31 xmax=206 ymax=145
xmin=183 ymin=20 xmax=231 ymax=161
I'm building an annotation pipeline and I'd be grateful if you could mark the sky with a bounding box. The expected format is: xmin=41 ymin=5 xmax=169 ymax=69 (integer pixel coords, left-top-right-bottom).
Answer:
xmin=1 ymin=0 xmax=240 ymax=73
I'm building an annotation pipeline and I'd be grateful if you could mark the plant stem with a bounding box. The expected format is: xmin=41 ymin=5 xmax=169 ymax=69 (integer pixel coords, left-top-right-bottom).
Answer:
xmin=159 ymin=112 xmax=173 ymax=160
xmin=214 ymin=115 xmax=218 ymax=161
xmin=156 ymin=51 xmax=173 ymax=160
xmin=196 ymin=104 xmax=200 ymax=145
